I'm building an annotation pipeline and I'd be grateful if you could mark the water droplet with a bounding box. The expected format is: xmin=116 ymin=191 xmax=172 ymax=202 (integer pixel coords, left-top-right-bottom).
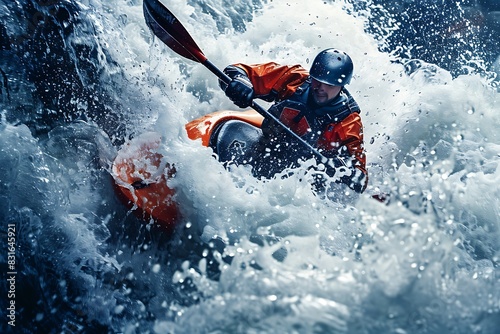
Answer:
xmin=267 ymin=295 xmax=278 ymax=301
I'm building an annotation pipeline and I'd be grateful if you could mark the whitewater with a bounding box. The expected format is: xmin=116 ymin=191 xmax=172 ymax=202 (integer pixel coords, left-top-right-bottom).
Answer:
xmin=1 ymin=0 xmax=499 ymax=333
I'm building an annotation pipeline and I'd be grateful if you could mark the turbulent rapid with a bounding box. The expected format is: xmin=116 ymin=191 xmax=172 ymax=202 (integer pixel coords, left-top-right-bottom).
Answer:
xmin=1 ymin=0 xmax=499 ymax=333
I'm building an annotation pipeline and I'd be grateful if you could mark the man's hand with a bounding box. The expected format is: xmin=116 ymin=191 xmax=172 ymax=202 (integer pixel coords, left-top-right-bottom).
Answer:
xmin=225 ymin=75 xmax=254 ymax=108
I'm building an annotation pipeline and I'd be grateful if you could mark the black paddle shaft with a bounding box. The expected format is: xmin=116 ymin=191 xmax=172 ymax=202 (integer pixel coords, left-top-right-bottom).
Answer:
xmin=142 ymin=0 xmax=346 ymax=168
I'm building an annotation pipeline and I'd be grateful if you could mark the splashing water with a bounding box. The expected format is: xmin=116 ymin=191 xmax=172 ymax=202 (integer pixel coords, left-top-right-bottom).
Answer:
xmin=1 ymin=0 xmax=499 ymax=333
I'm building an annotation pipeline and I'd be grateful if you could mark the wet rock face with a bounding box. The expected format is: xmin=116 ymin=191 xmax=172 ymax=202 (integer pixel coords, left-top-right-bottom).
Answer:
xmin=0 ymin=0 xmax=126 ymax=144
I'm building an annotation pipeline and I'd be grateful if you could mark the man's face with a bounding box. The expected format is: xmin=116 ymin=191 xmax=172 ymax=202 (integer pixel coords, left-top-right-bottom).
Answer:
xmin=311 ymin=78 xmax=342 ymax=105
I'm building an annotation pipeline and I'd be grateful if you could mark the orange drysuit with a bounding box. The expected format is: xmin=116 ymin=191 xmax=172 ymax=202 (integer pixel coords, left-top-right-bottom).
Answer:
xmin=223 ymin=62 xmax=367 ymax=193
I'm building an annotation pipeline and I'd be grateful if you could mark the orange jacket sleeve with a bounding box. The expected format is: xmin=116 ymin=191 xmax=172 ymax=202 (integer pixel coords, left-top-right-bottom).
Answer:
xmin=232 ymin=62 xmax=309 ymax=100
xmin=318 ymin=113 xmax=368 ymax=191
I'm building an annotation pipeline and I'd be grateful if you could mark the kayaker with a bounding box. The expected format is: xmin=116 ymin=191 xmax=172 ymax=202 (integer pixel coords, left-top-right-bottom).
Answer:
xmin=219 ymin=48 xmax=368 ymax=194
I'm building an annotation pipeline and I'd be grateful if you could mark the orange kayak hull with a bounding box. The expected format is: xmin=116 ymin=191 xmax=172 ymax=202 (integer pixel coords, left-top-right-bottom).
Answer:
xmin=112 ymin=110 xmax=263 ymax=231
xmin=111 ymin=132 xmax=179 ymax=231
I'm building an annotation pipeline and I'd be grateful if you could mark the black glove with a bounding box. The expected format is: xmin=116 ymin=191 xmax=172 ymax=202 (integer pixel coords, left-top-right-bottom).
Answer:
xmin=224 ymin=75 xmax=254 ymax=108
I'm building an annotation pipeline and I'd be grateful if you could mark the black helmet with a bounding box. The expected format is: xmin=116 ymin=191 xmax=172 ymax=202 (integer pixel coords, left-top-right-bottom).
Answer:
xmin=310 ymin=49 xmax=353 ymax=86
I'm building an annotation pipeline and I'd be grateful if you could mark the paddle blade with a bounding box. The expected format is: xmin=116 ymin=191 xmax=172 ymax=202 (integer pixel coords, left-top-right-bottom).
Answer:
xmin=143 ymin=0 xmax=207 ymax=63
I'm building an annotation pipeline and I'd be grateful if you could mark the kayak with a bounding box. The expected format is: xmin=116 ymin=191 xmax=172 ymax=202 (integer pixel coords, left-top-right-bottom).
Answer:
xmin=114 ymin=0 xmax=377 ymax=231
xmin=111 ymin=109 xmax=264 ymax=230
xmin=112 ymin=108 xmax=387 ymax=230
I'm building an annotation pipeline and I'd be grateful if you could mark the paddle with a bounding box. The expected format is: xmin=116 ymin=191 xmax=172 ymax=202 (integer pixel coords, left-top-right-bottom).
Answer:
xmin=142 ymin=0 xmax=346 ymax=169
